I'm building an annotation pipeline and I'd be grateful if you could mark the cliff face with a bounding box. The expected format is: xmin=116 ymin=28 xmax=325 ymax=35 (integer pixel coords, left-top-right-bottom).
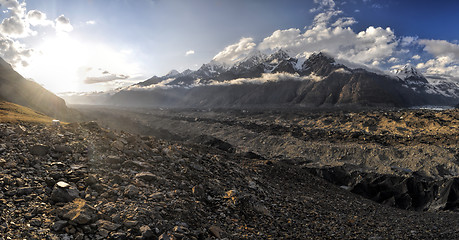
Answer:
xmin=0 ymin=57 xmax=69 ymax=119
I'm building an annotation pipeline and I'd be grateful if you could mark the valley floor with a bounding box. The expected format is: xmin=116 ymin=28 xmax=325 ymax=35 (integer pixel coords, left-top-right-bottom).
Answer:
xmin=1 ymin=107 xmax=459 ymax=239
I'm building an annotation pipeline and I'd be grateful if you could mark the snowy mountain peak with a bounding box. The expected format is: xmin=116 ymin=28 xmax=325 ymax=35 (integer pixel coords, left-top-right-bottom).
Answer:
xmin=268 ymin=49 xmax=290 ymax=61
xmin=165 ymin=69 xmax=180 ymax=78
xmin=391 ymin=64 xmax=424 ymax=79
xmin=308 ymin=52 xmax=335 ymax=64
xmin=233 ymin=51 xmax=267 ymax=70
xmin=181 ymin=69 xmax=193 ymax=75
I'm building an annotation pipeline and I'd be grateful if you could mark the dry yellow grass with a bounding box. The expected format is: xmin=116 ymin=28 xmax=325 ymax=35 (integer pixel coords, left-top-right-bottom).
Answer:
xmin=0 ymin=100 xmax=55 ymax=123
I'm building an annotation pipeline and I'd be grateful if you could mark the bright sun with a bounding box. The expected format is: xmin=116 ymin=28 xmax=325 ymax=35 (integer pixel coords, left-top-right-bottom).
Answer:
xmin=17 ymin=34 xmax=140 ymax=94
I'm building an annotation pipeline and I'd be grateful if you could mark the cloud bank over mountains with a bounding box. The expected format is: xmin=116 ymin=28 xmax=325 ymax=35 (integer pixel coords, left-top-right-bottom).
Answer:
xmin=211 ymin=0 xmax=459 ymax=83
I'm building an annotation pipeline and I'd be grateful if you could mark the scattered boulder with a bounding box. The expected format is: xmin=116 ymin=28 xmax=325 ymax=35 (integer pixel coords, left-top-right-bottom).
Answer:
xmin=111 ymin=140 xmax=124 ymax=151
xmin=58 ymin=198 xmax=97 ymax=225
xmin=135 ymin=172 xmax=157 ymax=182
xmin=53 ymin=145 xmax=72 ymax=153
xmin=194 ymin=135 xmax=234 ymax=152
xmin=106 ymin=155 xmax=124 ymax=164
xmin=96 ymin=219 xmax=121 ymax=232
xmin=208 ymin=225 xmax=223 ymax=238
xmin=140 ymin=225 xmax=154 ymax=239
xmin=50 ymin=181 xmax=80 ymax=203
xmin=81 ymin=121 xmax=100 ymax=131
xmin=124 ymin=185 xmax=139 ymax=198
xmin=51 ymin=220 xmax=68 ymax=232
xmin=30 ymin=144 xmax=49 ymax=156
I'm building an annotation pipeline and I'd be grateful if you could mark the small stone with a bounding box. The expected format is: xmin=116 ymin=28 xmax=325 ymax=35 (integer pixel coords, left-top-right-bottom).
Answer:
xmin=29 ymin=218 xmax=42 ymax=227
xmin=106 ymin=131 xmax=117 ymax=140
xmin=96 ymin=219 xmax=121 ymax=231
xmin=140 ymin=225 xmax=154 ymax=239
xmin=51 ymin=220 xmax=68 ymax=232
xmin=124 ymin=185 xmax=139 ymax=198
xmin=16 ymin=187 xmax=34 ymax=196
xmin=106 ymin=155 xmax=124 ymax=164
xmin=59 ymin=198 xmax=96 ymax=225
xmin=158 ymin=232 xmax=175 ymax=240
xmin=84 ymin=174 xmax=98 ymax=186
xmin=110 ymin=232 xmax=127 ymax=240
xmin=208 ymin=225 xmax=223 ymax=238
xmin=82 ymin=121 xmax=100 ymax=131
xmin=54 ymin=145 xmax=72 ymax=153
xmin=57 ymin=181 xmax=70 ymax=188
xmin=111 ymin=141 xmax=124 ymax=151
xmin=149 ymin=192 xmax=164 ymax=200
xmin=51 ymin=182 xmax=80 ymax=203
xmin=123 ymin=220 xmax=138 ymax=228
xmin=135 ymin=172 xmax=157 ymax=182
xmin=192 ymin=185 xmax=206 ymax=200
xmin=30 ymin=144 xmax=49 ymax=156
xmin=98 ymin=228 xmax=110 ymax=238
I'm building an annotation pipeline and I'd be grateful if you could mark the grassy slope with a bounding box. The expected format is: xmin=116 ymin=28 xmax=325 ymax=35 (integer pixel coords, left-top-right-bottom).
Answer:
xmin=0 ymin=100 xmax=55 ymax=123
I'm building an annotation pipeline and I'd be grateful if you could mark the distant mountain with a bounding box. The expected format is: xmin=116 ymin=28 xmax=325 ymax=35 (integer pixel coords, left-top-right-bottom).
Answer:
xmin=391 ymin=64 xmax=428 ymax=83
xmin=110 ymin=51 xmax=459 ymax=108
xmin=0 ymin=57 xmax=69 ymax=119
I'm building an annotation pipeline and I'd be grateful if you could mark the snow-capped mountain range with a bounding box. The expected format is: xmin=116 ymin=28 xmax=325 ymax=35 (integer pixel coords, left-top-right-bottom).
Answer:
xmin=107 ymin=50 xmax=459 ymax=108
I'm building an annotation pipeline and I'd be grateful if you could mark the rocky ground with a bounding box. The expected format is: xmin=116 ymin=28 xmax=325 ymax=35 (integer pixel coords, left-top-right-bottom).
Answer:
xmin=75 ymin=107 xmax=459 ymax=178
xmin=2 ymin=116 xmax=459 ymax=239
xmin=74 ymin=107 xmax=459 ymax=210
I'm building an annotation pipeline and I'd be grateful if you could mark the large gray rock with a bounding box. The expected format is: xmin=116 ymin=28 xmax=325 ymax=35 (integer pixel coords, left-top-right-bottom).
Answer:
xmin=30 ymin=144 xmax=49 ymax=156
xmin=50 ymin=181 xmax=80 ymax=203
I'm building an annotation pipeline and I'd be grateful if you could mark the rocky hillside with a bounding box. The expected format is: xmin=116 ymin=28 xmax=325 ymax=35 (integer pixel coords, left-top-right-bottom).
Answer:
xmin=2 ymin=120 xmax=459 ymax=239
xmin=0 ymin=57 xmax=69 ymax=119
xmin=0 ymin=100 xmax=54 ymax=123
xmin=108 ymin=51 xmax=459 ymax=108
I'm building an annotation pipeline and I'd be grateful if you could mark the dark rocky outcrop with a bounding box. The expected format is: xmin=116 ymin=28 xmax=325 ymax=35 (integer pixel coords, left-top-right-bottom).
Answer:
xmin=306 ymin=165 xmax=459 ymax=212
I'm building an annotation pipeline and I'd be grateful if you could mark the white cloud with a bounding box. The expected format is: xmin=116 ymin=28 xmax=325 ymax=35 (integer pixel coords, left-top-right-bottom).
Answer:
xmin=401 ymin=36 xmax=418 ymax=47
xmin=209 ymin=72 xmax=315 ymax=86
xmin=412 ymin=55 xmax=421 ymax=60
xmin=86 ymin=20 xmax=96 ymax=25
xmin=27 ymin=10 xmax=52 ymax=26
xmin=258 ymin=11 xmax=397 ymax=67
xmin=310 ymin=0 xmax=336 ymax=12
xmin=0 ymin=0 xmax=30 ymax=38
xmin=0 ymin=15 xmax=27 ymax=36
xmin=0 ymin=36 xmax=31 ymax=66
xmin=55 ymin=15 xmax=73 ymax=33
xmin=0 ymin=0 xmax=24 ymax=16
xmin=213 ymin=37 xmax=256 ymax=65
xmin=128 ymin=72 xmax=317 ymax=91
xmin=84 ymin=69 xmax=129 ymax=84
xmin=419 ymin=39 xmax=459 ymax=60
xmin=415 ymin=40 xmax=459 ymax=81
xmin=331 ymin=17 xmax=357 ymax=27
xmin=185 ymin=50 xmax=195 ymax=56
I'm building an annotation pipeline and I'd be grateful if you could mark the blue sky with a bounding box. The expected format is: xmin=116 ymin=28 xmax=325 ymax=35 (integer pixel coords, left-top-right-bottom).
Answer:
xmin=0 ymin=0 xmax=458 ymax=93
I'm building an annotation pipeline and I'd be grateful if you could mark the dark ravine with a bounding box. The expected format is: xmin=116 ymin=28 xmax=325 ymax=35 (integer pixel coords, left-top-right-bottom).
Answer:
xmin=306 ymin=165 xmax=459 ymax=212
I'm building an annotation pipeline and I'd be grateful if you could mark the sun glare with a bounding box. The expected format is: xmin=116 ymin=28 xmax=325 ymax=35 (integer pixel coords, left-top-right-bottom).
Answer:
xmin=17 ymin=35 xmax=139 ymax=94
